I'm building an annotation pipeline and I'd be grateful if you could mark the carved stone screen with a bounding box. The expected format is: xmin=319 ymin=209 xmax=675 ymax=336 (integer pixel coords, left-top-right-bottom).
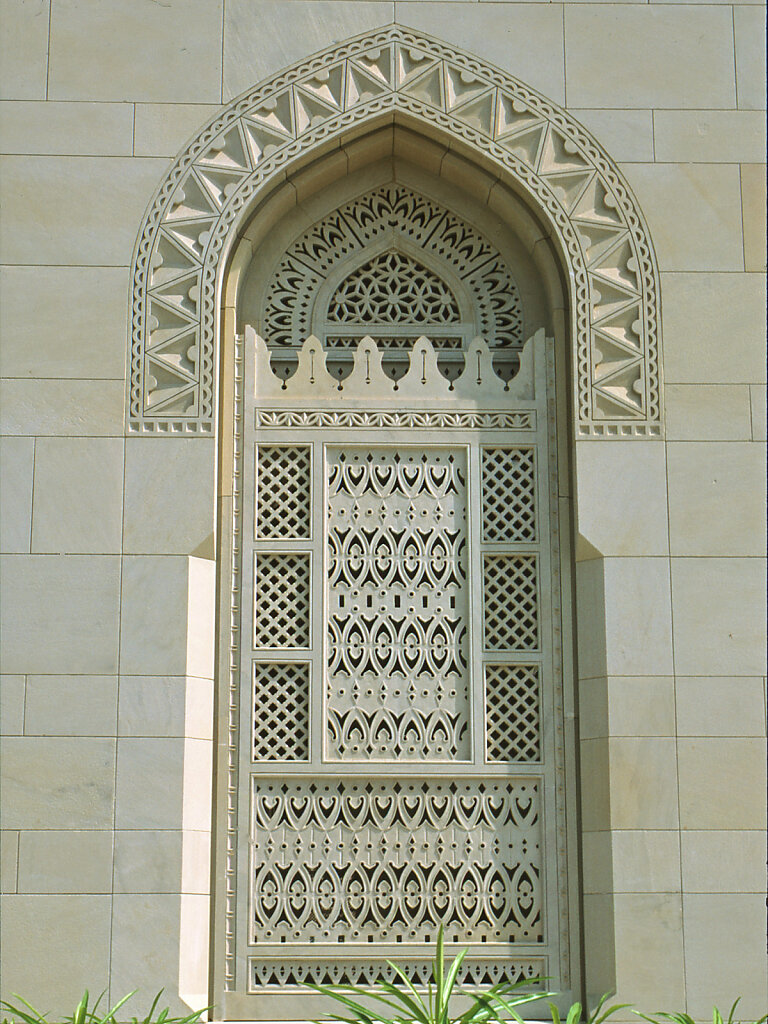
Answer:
xmin=224 ymin=319 xmax=574 ymax=1013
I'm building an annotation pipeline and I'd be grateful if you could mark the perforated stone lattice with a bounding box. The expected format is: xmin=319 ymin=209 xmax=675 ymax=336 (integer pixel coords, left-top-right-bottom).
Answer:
xmin=485 ymin=664 xmax=541 ymax=763
xmin=483 ymin=554 xmax=539 ymax=651
xmin=252 ymin=662 xmax=310 ymax=761
xmin=481 ymin=447 xmax=537 ymax=544
xmin=255 ymin=445 xmax=312 ymax=539
xmin=254 ymin=553 xmax=311 ymax=649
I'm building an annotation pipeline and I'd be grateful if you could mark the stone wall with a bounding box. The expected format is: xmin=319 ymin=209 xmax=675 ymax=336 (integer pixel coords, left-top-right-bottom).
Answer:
xmin=0 ymin=0 xmax=765 ymax=1018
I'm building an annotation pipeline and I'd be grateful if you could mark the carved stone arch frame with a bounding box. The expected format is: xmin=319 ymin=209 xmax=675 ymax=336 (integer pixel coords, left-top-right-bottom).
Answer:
xmin=127 ymin=23 xmax=663 ymax=438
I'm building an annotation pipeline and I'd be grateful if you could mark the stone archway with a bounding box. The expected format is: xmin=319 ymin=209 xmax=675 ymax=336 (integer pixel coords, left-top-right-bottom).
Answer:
xmin=127 ymin=24 xmax=663 ymax=439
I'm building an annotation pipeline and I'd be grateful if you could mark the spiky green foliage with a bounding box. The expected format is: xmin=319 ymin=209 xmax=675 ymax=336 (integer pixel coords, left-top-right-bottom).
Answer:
xmin=634 ymin=998 xmax=768 ymax=1024
xmin=0 ymin=990 xmax=209 ymax=1024
xmin=308 ymin=925 xmax=553 ymax=1024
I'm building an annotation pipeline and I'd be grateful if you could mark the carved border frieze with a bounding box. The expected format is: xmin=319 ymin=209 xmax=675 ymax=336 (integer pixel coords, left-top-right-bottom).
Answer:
xmin=128 ymin=25 xmax=662 ymax=437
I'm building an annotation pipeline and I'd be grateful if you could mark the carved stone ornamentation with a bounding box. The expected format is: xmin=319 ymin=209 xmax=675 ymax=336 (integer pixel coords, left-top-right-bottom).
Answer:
xmin=128 ymin=25 xmax=663 ymax=438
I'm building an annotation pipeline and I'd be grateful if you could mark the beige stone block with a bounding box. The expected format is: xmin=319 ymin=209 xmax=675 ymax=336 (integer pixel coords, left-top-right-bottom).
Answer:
xmin=611 ymin=830 xmax=681 ymax=894
xmin=1 ymin=831 xmax=19 ymax=893
xmin=579 ymin=676 xmax=608 ymax=740
xmin=654 ymin=110 xmax=766 ymax=164
xmin=24 ymin=676 xmax=118 ymax=736
xmin=580 ymin=738 xmax=611 ymax=832
xmin=186 ymin=557 xmax=216 ymax=680
xmin=683 ymin=894 xmax=768 ymax=1018
xmin=751 ymin=384 xmax=766 ymax=440
xmin=622 ymin=163 xmax=743 ymax=272
xmin=575 ymin=559 xmax=607 ymax=680
xmin=582 ymin=894 xmax=616 ymax=1001
xmin=31 ymin=438 xmax=124 ymax=554
xmin=0 ymin=100 xmax=134 ymax=155
xmin=0 ymin=155 xmax=168 ymax=266
xmin=110 ymin=894 xmax=202 ymax=1016
xmin=667 ymin=442 xmax=766 ymax=556
xmin=0 ymin=267 xmax=128 ymax=379
xmin=734 ymin=6 xmax=767 ymax=110
xmin=178 ymin=893 xmax=210 ymax=1007
xmin=0 ymin=895 xmax=111 ymax=1008
xmin=116 ymin=737 xmax=184 ymax=829
xmin=119 ymin=556 xmax=190 ymax=675
xmin=133 ymin=103 xmax=222 ymax=157
xmin=0 ymin=555 xmax=120 ymax=674
xmin=678 ymin=738 xmax=766 ymax=829
xmin=671 ymin=557 xmax=767 ymax=675
xmin=677 ymin=676 xmax=765 ymax=737
xmin=123 ymin=438 xmax=215 ymax=554
xmin=581 ymin=831 xmax=613 ymax=895
xmin=0 ymin=0 xmax=49 ymax=100
xmin=397 ymin=3 xmax=565 ymax=104
xmin=114 ymin=830 xmax=209 ymax=895
xmin=603 ymin=558 xmax=673 ymax=676
xmin=0 ymin=437 xmax=33 ymax=552
xmin=0 ymin=736 xmax=115 ymax=828
xmin=48 ymin=0 xmax=222 ymax=103
xmin=607 ymin=676 xmax=676 ymax=737
xmin=569 ymin=109 xmax=653 ymax=163
xmin=17 ymin=830 xmax=113 ymax=893
xmin=613 ymin=894 xmax=685 ymax=1007
xmin=0 ymin=380 xmax=125 ymax=436
xmin=666 ymin=385 xmax=753 ymax=441
xmin=682 ymin=830 xmax=765 ymax=893
xmin=182 ymin=738 xmax=213 ymax=832
xmin=575 ymin=442 xmax=668 ymax=556
xmin=609 ymin=737 xmax=679 ymax=829
xmin=224 ymin=1 xmax=394 ymax=100
xmin=741 ymin=164 xmax=767 ymax=272
xmin=565 ymin=6 xmax=735 ymax=108
xmin=661 ymin=272 xmax=767 ymax=384
xmin=118 ymin=676 xmax=212 ymax=740
xmin=0 ymin=676 xmax=25 ymax=735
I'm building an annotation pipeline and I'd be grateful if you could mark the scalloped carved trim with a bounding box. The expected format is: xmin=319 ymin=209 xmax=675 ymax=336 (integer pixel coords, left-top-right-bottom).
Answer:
xmin=128 ymin=25 xmax=663 ymax=438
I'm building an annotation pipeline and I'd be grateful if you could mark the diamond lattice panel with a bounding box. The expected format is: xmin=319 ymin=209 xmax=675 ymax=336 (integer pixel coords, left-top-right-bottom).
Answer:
xmin=483 ymin=555 xmax=539 ymax=651
xmin=252 ymin=662 xmax=310 ymax=762
xmin=481 ymin=447 xmax=537 ymax=544
xmin=250 ymin=779 xmax=542 ymax=945
xmin=325 ymin=447 xmax=470 ymax=760
xmin=256 ymin=445 xmax=311 ymax=539
xmin=485 ymin=664 xmax=541 ymax=763
xmin=254 ymin=553 xmax=311 ymax=649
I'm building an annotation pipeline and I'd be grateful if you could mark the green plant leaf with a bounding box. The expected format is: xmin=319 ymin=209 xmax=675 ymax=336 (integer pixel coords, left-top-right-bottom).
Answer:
xmin=438 ymin=947 xmax=468 ymax=1024
xmin=306 ymin=984 xmax=411 ymax=1024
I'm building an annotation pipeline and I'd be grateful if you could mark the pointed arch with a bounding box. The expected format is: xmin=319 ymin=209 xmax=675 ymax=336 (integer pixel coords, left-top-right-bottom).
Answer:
xmin=127 ymin=24 xmax=662 ymax=437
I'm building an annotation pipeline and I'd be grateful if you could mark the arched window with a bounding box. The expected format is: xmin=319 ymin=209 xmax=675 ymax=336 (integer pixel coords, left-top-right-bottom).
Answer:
xmin=221 ymin=174 xmax=576 ymax=1020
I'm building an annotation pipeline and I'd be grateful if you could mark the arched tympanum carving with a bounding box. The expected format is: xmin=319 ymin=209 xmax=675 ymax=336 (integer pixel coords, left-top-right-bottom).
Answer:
xmin=127 ymin=24 xmax=663 ymax=438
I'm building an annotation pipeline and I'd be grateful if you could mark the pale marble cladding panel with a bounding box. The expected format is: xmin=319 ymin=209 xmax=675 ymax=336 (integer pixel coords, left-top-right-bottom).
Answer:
xmin=568 ymin=109 xmax=654 ymax=163
xmin=676 ymin=677 xmax=766 ymax=737
xmin=653 ymin=110 xmax=767 ymax=163
xmin=0 ymin=677 xmax=25 ymax=735
xmin=667 ymin=442 xmax=767 ymax=556
xmin=607 ymin=831 xmax=681 ymax=894
xmin=603 ymin=558 xmax=674 ymax=676
xmin=114 ymin=830 xmax=210 ymax=894
xmin=681 ymin=831 xmax=766 ymax=893
xmin=671 ymin=557 xmax=767 ymax=675
xmin=395 ymin=3 xmax=565 ymax=101
xmin=118 ymin=556 xmax=191 ymax=675
xmin=621 ymin=163 xmax=744 ymax=272
xmin=661 ymin=273 xmax=766 ymax=384
xmin=0 ymin=380 xmax=125 ymax=437
xmin=750 ymin=384 xmax=767 ymax=440
xmin=0 ymin=555 xmax=121 ymax=674
xmin=741 ymin=163 xmax=767 ymax=272
xmin=683 ymin=894 xmax=768 ymax=1018
xmin=0 ymin=895 xmax=112 ymax=1009
xmin=565 ymin=5 xmax=736 ymax=108
xmin=0 ymin=267 xmax=128 ymax=379
xmin=123 ymin=438 xmax=215 ymax=555
xmin=734 ymin=5 xmax=767 ymax=110
xmin=612 ymin=894 xmax=685 ymax=1007
xmin=665 ymin=385 xmax=753 ymax=441
xmin=0 ymin=156 xmax=169 ymax=266
xmin=678 ymin=737 xmax=767 ymax=829
xmin=115 ymin=737 xmax=185 ymax=830
xmin=0 ymin=0 xmax=50 ymax=100
xmin=0 ymin=830 xmax=19 ymax=892
xmin=117 ymin=676 xmax=213 ymax=739
xmin=0 ymin=736 xmax=115 ymax=828
xmin=133 ymin=103 xmax=223 ymax=158
xmin=224 ymin=0 xmax=395 ymax=99
xmin=48 ymin=0 xmax=223 ymax=103
xmin=31 ymin=437 xmax=124 ymax=554
xmin=24 ymin=676 xmax=118 ymax=736
xmin=608 ymin=737 xmax=679 ymax=829
xmin=0 ymin=437 xmax=34 ymax=553
xmin=0 ymin=100 xmax=134 ymax=155
xmin=17 ymin=830 xmax=113 ymax=893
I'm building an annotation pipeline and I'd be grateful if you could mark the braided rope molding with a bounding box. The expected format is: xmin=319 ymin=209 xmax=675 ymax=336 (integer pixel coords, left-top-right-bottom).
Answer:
xmin=128 ymin=25 xmax=663 ymax=437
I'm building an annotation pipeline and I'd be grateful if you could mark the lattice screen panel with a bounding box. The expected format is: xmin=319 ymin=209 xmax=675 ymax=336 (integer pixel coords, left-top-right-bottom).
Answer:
xmin=485 ymin=664 xmax=541 ymax=763
xmin=483 ymin=554 xmax=539 ymax=651
xmin=481 ymin=447 xmax=537 ymax=543
xmin=255 ymin=445 xmax=312 ymax=539
xmin=254 ymin=553 xmax=310 ymax=649
xmin=252 ymin=662 xmax=310 ymax=762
